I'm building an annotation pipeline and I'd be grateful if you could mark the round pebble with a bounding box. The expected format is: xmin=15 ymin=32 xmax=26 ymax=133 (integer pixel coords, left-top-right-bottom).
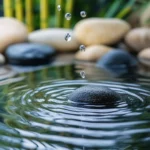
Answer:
xmin=96 ymin=50 xmax=138 ymax=76
xmin=28 ymin=28 xmax=79 ymax=52
xmin=5 ymin=43 xmax=55 ymax=66
xmin=75 ymin=45 xmax=112 ymax=61
xmin=125 ymin=28 xmax=150 ymax=52
xmin=69 ymin=85 xmax=120 ymax=105
xmin=97 ymin=50 xmax=137 ymax=68
xmin=0 ymin=54 xmax=5 ymax=65
xmin=138 ymin=48 xmax=150 ymax=66
xmin=74 ymin=18 xmax=130 ymax=46
xmin=0 ymin=17 xmax=28 ymax=53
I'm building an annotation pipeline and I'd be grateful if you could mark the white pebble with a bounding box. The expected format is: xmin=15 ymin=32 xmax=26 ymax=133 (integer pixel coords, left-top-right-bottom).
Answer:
xmin=0 ymin=54 xmax=5 ymax=65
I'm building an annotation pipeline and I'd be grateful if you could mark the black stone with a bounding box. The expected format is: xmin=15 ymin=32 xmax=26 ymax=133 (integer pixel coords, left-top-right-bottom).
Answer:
xmin=5 ymin=43 xmax=55 ymax=66
xmin=96 ymin=50 xmax=138 ymax=76
xmin=69 ymin=85 xmax=120 ymax=105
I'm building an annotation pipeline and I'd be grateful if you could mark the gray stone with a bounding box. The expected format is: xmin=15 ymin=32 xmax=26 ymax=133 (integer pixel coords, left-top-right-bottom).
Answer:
xmin=5 ymin=43 xmax=55 ymax=66
xmin=96 ymin=50 xmax=138 ymax=76
xmin=69 ymin=85 xmax=120 ymax=105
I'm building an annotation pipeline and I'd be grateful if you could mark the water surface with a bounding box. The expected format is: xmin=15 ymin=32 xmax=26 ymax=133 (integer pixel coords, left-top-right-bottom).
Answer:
xmin=0 ymin=64 xmax=150 ymax=150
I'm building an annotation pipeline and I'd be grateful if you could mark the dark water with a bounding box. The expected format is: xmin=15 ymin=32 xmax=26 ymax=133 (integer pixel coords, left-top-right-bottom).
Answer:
xmin=0 ymin=64 xmax=150 ymax=150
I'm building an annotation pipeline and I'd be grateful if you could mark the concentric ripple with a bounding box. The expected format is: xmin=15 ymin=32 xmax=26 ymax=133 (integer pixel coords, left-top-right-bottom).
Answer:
xmin=0 ymin=77 xmax=149 ymax=150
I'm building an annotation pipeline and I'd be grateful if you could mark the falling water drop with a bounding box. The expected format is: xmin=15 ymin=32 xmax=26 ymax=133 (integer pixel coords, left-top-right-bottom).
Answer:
xmin=80 ymin=11 xmax=87 ymax=18
xmin=65 ymin=33 xmax=71 ymax=42
xmin=57 ymin=5 xmax=61 ymax=11
xmin=79 ymin=45 xmax=86 ymax=51
xmin=65 ymin=13 xmax=72 ymax=20
xmin=80 ymin=71 xmax=85 ymax=79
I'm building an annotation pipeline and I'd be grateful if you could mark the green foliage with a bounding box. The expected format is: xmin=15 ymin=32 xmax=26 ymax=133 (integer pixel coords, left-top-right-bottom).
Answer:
xmin=0 ymin=0 xmax=150 ymax=28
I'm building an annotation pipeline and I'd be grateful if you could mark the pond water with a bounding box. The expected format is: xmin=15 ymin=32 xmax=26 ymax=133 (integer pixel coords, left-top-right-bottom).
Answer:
xmin=0 ymin=64 xmax=150 ymax=150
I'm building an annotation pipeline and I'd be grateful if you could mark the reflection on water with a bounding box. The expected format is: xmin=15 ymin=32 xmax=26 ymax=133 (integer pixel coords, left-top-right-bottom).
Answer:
xmin=0 ymin=64 xmax=150 ymax=149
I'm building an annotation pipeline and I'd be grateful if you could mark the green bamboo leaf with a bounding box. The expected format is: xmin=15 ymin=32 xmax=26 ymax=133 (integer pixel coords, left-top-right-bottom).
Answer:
xmin=116 ymin=0 xmax=135 ymax=18
xmin=105 ymin=0 xmax=124 ymax=18
xmin=98 ymin=0 xmax=114 ymax=17
xmin=116 ymin=7 xmax=131 ymax=19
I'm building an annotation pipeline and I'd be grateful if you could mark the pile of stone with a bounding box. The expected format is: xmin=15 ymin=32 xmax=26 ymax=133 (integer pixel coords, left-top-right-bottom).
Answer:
xmin=0 ymin=15 xmax=150 ymax=69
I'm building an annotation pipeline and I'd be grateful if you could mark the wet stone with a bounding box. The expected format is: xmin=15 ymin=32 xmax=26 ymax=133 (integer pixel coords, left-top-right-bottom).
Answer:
xmin=69 ymin=85 xmax=120 ymax=105
xmin=75 ymin=45 xmax=111 ymax=61
xmin=96 ymin=50 xmax=138 ymax=76
xmin=5 ymin=43 xmax=55 ymax=66
xmin=97 ymin=50 xmax=137 ymax=68
xmin=138 ymin=48 xmax=150 ymax=67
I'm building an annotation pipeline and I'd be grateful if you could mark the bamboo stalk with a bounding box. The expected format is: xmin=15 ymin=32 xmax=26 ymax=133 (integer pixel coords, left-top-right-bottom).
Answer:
xmin=41 ymin=68 xmax=48 ymax=80
xmin=15 ymin=0 xmax=23 ymax=21
xmin=28 ymin=72 xmax=35 ymax=87
xmin=116 ymin=7 xmax=131 ymax=19
xmin=64 ymin=0 xmax=74 ymax=28
xmin=40 ymin=0 xmax=49 ymax=29
xmin=3 ymin=0 xmax=13 ymax=17
xmin=25 ymin=0 xmax=33 ymax=32
xmin=55 ymin=0 xmax=62 ymax=27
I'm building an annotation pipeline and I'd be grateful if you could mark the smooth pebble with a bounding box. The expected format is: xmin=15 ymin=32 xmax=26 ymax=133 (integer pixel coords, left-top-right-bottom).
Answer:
xmin=5 ymin=43 xmax=55 ymax=66
xmin=74 ymin=18 xmax=130 ymax=46
xmin=0 ymin=17 xmax=28 ymax=53
xmin=28 ymin=28 xmax=79 ymax=52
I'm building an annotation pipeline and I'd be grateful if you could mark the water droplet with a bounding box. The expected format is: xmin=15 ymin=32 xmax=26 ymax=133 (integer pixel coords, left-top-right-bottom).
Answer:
xmin=57 ymin=5 xmax=61 ymax=11
xmin=65 ymin=33 xmax=71 ymax=42
xmin=80 ymin=71 xmax=85 ymax=79
xmin=79 ymin=45 xmax=86 ymax=51
xmin=80 ymin=11 xmax=87 ymax=18
xmin=65 ymin=13 xmax=72 ymax=20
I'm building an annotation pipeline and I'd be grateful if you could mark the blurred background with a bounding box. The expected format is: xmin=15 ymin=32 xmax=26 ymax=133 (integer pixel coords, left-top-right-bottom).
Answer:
xmin=0 ymin=0 xmax=150 ymax=76
xmin=0 ymin=0 xmax=149 ymax=30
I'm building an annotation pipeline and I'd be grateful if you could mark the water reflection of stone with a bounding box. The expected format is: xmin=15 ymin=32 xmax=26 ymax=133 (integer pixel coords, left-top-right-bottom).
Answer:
xmin=138 ymin=64 xmax=150 ymax=77
xmin=0 ymin=66 xmax=16 ymax=81
xmin=17 ymin=65 xmax=77 ymax=87
xmin=75 ymin=62 xmax=112 ymax=80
